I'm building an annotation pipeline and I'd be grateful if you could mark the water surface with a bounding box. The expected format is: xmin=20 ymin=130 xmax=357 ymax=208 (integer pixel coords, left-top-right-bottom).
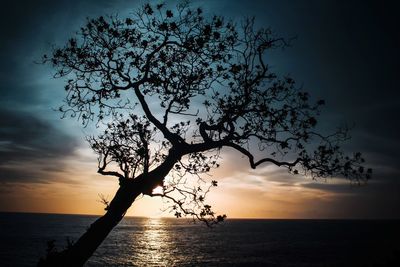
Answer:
xmin=0 ymin=212 xmax=399 ymax=266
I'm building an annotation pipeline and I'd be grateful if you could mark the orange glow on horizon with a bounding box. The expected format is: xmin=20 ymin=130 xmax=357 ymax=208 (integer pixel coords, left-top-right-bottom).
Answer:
xmin=0 ymin=149 xmax=354 ymax=219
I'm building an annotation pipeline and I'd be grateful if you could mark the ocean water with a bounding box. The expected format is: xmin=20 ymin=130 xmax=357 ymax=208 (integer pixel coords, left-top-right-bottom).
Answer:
xmin=0 ymin=213 xmax=399 ymax=267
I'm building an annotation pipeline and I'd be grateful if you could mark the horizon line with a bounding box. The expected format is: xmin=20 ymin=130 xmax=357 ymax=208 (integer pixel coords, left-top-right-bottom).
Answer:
xmin=1 ymin=210 xmax=399 ymax=220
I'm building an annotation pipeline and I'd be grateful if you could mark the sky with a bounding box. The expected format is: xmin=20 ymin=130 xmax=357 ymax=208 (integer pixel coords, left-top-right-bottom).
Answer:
xmin=0 ymin=0 xmax=399 ymax=219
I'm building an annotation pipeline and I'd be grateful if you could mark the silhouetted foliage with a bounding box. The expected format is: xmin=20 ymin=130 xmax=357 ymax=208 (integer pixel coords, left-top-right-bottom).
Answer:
xmin=40 ymin=1 xmax=370 ymax=266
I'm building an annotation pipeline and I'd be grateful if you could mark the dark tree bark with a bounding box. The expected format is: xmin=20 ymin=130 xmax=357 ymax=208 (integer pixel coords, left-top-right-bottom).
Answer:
xmin=38 ymin=185 xmax=140 ymax=266
xmin=38 ymin=187 xmax=140 ymax=266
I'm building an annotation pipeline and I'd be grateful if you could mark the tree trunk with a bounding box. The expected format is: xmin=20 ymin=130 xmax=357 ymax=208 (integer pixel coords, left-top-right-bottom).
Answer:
xmin=37 ymin=182 xmax=141 ymax=267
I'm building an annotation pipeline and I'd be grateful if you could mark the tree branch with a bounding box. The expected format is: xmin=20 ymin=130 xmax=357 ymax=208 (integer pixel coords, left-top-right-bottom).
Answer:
xmin=133 ymin=85 xmax=185 ymax=145
xmin=226 ymin=142 xmax=300 ymax=169
xmin=97 ymin=168 xmax=125 ymax=180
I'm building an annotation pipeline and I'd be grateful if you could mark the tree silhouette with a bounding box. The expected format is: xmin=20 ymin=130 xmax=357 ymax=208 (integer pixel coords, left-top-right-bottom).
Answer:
xmin=38 ymin=2 xmax=371 ymax=266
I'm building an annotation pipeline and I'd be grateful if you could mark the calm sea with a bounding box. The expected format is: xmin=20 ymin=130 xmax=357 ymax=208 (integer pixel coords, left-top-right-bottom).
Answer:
xmin=0 ymin=212 xmax=399 ymax=267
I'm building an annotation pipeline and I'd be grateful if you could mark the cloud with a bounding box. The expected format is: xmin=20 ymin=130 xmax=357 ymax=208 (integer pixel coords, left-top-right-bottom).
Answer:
xmin=0 ymin=107 xmax=79 ymax=183
xmin=300 ymin=182 xmax=360 ymax=195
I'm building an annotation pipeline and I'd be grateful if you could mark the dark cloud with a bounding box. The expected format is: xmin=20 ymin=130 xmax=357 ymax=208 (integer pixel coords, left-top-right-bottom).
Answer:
xmin=0 ymin=0 xmax=130 ymax=184
xmin=0 ymin=0 xmax=143 ymax=187
xmin=302 ymin=177 xmax=400 ymax=219
xmin=301 ymin=182 xmax=366 ymax=195
xmin=0 ymin=107 xmax=78 ymax=183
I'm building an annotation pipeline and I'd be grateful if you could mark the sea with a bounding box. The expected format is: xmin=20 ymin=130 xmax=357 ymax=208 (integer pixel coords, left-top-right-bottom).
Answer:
xmin=0 ymin=212 xmax=399 ymax=267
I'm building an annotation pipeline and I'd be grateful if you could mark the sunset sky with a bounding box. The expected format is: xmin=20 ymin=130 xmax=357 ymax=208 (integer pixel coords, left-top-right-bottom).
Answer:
xmin=0 ymin=0 xmax=399 ymax=219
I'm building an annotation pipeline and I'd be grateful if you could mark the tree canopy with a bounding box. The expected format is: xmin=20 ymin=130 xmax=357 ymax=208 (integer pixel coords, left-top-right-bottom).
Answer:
xmin=44 ymin=1 xmax=371 ymax=225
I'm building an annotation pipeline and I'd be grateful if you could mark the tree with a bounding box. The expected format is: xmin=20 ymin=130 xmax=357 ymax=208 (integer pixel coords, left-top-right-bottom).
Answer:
xmin=38 ymin=2 xmax=371 ymax=266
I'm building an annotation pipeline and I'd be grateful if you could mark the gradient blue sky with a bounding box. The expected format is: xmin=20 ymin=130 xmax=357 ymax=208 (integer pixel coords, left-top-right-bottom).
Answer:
xmin=0 ymin=0 xmax=399 ymax=218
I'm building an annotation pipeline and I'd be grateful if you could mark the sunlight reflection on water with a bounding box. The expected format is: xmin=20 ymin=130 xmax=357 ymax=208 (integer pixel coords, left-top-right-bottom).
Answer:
xmin=92 ymin=217 xmax=197 ymax=267
xmin=132 ymin=218 xmax=175 ymax=266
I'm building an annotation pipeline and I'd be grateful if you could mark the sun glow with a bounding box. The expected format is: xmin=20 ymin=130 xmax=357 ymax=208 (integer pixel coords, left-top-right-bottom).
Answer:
xmin=152 ymin=186 xmax=164 ymax=195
